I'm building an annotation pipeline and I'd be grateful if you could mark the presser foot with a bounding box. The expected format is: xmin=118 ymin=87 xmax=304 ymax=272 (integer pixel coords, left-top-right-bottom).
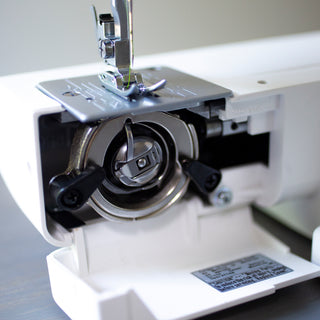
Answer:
xmin=98 ymin=70 xmax=166 ymax=99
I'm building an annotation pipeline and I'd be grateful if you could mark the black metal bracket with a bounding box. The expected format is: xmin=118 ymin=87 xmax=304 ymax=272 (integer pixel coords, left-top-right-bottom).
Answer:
xmin=49 ymin=164 xmax=106 ymax=212
xmin=181 ymin=158 xmax=222 ymax=201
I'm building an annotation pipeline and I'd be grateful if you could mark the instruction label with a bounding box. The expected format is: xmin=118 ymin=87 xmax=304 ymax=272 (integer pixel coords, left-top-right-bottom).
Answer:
xmin=192 ymin=254 xmax=293 ymax=292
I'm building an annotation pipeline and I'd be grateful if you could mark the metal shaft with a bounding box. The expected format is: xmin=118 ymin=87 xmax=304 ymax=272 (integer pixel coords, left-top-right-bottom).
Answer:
xmin=111 ymin=0 xmax=133 ymax=73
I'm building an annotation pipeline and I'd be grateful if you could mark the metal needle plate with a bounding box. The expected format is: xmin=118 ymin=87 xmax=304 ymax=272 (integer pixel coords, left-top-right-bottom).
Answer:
xmin=37 ymin=67 xmax=232 ymax=123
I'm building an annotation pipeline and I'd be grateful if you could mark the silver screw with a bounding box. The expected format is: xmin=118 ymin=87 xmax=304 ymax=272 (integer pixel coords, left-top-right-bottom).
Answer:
xmin=211 ymin=186 xmax=233 ymax=207
xmin=137 ymin=158 xmax=147 ymax=168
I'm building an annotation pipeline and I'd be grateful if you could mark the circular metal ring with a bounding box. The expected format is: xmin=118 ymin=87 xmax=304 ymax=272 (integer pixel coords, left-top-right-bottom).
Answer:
xmin=69 ymin=112 xmax=196 ymax=221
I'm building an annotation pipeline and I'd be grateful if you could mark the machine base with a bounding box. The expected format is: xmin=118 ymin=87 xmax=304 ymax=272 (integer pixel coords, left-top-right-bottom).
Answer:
xmin=47 ymin=199 xmax=320 ymax=320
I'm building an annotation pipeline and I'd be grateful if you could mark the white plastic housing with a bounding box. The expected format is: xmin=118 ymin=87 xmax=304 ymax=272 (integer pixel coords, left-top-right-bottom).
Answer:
xmin=47 ymin=200 xmax=320 ymax=320
xmin=0 ymin=32 xmax=320 ymax=319
xmin=0 ymin=32 xmax=320 ymax=246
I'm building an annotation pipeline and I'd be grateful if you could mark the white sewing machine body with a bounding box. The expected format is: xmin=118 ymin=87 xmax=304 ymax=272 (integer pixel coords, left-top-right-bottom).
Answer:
xmin=1 ymin=31 xmax=320 ymax=319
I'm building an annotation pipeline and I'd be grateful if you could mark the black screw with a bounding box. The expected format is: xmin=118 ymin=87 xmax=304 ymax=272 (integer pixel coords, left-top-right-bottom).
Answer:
xmin=204 ymin=174 xmax=219 ymax=191
xmin=61 ymin=189 xmax=82 ymax=209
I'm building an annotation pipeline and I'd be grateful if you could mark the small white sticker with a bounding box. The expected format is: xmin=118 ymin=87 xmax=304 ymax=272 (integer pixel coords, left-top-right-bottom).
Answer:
xmin=192 ymin=254 xmax=293 ymax=292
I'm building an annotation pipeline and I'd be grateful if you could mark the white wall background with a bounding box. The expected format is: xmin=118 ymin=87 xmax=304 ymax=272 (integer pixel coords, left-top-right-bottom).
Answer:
xmin=0 ymin=0 xmax=319 ymax=76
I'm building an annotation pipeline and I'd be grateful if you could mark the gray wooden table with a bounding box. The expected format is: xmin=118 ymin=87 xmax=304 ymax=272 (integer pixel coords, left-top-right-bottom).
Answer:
xmin=1 ymin=175 xmax=320 ymax=320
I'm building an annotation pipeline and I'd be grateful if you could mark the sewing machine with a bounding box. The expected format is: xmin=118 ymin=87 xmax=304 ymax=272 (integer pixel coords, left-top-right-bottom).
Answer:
xmin=0 ymin=1 xmax=320 ymax=319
